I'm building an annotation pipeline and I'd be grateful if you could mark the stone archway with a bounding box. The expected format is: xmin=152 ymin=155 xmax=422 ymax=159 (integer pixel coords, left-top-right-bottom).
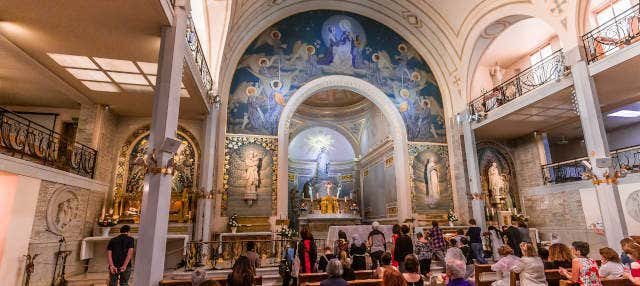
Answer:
xmin=276 ymin=75 xmax=412 ymax=222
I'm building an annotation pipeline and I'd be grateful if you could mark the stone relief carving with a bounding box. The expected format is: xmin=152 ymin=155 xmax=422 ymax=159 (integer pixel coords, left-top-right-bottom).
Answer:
xmin=46 ymin=188 xmax=80 ymax=236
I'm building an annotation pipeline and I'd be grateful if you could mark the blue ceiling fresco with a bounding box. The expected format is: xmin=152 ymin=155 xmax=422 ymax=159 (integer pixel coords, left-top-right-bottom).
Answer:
xmin=227 ymin=10 xmax=446 ymax=142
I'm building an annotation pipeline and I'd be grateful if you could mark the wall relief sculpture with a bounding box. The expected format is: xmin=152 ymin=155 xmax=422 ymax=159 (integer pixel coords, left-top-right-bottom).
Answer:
xmin=112 ymin=125 xmax=200 ymax=223
xmin=223 ymin=135 xmax=278 ymax=217
xmin=409 ymin=143 xmax=451 ymax=212
xmin=46 ymin=187 xmax=80 ymax=236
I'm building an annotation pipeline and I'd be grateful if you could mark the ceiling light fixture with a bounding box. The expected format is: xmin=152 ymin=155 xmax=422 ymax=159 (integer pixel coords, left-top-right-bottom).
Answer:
xmin=94 ymin=57 xmax=139 ymax=73
xmin=137 ymin=62 xmax=158 ymax=75
xmin=107 ymin=72 xmax=148 ymax=85
xmin=65 ymin=68 xmax=110 ymax=82
xmin=607 ymin=110 xmax=640 ymax=118
xmin=120 ymin=84 xmax=154 ymax=93
xmin=81 ymin=81 xmax=120 ymax=92
xmin=47 ymin=53 xmax=98 ymax=69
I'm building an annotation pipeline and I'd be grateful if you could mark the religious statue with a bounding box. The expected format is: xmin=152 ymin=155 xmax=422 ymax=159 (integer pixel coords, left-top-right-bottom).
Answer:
xmin=488 ymin=162 xmax=504 ymax=198
xmin=320 ymin=181 xmax=339 ymax=214
xmin=55 ymin=198 xmax=77 ymax=231
xmin=316 ymin=147 xmax=330 ymax=177
xmin=425 ymin=160 xmax=440 ymax=204
xmin=243 ymin=151 xmax=262 ymax=205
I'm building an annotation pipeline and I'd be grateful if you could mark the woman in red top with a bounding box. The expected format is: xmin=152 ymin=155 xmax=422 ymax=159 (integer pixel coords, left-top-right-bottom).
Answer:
xmin=624 ymin=243 xmax=640 ymax=285
xmin=391 ymin=224 xmax=401 ymax=267
xmin=298 ymin=228 xmax=317 ymax=273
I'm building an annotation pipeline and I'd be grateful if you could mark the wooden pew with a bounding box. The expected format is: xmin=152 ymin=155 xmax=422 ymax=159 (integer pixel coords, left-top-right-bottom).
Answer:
xmin=303 ymin=278 xmax=383 ymax=286
xmin=559 ymin=278 xmax=633 ymax=286
xmin=298 ymin=270 xmax=375 ymax=285
xmin=474 ymin=263 xmax=497 ymax=286
xmin=509 ymin=269 xmax=562 ymax=286
xmin=159 ymin=276 xmax=263 ymax=286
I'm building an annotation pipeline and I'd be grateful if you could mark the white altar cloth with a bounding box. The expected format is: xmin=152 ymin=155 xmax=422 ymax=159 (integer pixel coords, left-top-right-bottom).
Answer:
xmin=327 ymin=225 xmax=394 ymax=247
xmin=80 ymin=234 xmax=189 ymax=260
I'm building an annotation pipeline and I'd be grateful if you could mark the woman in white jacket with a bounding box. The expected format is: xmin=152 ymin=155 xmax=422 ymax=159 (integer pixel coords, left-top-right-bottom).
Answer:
xmin=512 ymin=242 xmax=548 ymax=286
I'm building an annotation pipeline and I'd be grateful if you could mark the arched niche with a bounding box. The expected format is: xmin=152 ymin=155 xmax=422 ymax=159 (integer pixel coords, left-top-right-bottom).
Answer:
xmin=476 ymin=141 xmax=520 ymax=221
xmin=277 ymin=75 xmax=413 ymax=222
xmin=112 ymin=125 xmax=200 ymax=223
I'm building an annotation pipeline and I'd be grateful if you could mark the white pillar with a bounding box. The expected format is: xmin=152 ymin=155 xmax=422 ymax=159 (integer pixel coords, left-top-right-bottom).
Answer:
xmin=133 ymin=2 xmax=187 ymax=285
xmin=462 ymin=111 xmax=486 ymax=230
xmin=571 ymin=61 xmax=628 ymax=251
xmin=195 ymin=110 xmax=217 ymax=241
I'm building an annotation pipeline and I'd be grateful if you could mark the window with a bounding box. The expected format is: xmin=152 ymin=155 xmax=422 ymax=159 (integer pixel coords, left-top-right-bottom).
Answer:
xmin=529 ymin=44 xmax=553 ymax=84
xmin=529 ymin=44 xmax=553 ymax=66
xmin=594 ymin=0 xmax=632 ymax=26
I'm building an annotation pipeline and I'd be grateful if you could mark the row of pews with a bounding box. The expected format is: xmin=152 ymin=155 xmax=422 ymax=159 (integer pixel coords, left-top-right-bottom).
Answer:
xmin=159 ymin=276 xmax=263 ymax=286
xmin=299 ymin=270 xmax=380 ymax=286
xmin=475 ymin=263 xmax=634 ymax=286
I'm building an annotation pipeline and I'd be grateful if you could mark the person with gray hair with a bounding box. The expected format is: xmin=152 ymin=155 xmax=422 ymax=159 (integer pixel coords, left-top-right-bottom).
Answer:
xmin=320 ymin=259 xmax=349 ymax=286
xmin=445 ymin=259 xmax=474 ymax=286
xmin=368 ymin=221 xmax=386 ymax=269
xmin=191 ymin=269 xmax=207 ymax=286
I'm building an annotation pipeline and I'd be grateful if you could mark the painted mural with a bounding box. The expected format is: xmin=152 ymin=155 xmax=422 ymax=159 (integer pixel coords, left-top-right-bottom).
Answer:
xmin=477 ymin=142 xmax=520 ymax=221
xmin=227 ymin=10 xmax=446 ymax=142
xmin=409 ymin=143 xmax=451 ymax=212
xmin=223 ymin=135 xmax=278 ymax=217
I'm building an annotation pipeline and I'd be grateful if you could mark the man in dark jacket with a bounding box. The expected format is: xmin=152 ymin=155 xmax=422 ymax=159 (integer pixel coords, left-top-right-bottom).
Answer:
xmin=107 ymin=225 xmax=134 ymax=286
xmin=394 ymin=224 xmax=413 ymax=272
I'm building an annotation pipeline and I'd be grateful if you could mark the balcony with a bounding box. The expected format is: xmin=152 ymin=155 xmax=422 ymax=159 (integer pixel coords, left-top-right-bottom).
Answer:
xmin=0 ymin=107 xmax=97 ymax=178
xmin=541 ymin=144 xmax=640 ymax=184
xmin=469 ymin=50 xmax=566 ymax=117
xmin=583 ymin=3 xmax=640 ymax=63
xmin=185 ymin=13 xmax=218 ymax=105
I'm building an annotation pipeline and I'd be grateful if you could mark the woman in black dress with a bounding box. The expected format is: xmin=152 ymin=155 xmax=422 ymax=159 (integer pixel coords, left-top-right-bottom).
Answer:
xmin=350 ymin=234 xmax=367 ymax=270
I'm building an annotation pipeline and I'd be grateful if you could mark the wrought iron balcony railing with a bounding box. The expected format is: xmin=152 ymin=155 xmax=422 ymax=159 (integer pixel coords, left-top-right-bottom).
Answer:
xmin=0 ymin=107 xmax=97 ymax=178
xmin=582 ymin=3 xmax=640 ymax=63
xmin=541 ymin=144 xmax=640 ymax=184
xmin=186 ymin=13 xmax=218 ymax=105
xmin=469 ymin=50 xmax=566 ymax=116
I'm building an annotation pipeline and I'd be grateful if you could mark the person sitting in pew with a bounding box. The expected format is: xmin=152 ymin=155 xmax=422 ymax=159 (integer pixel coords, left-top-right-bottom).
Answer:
xmin=558 ymin=241 xmax=601 ymax=286
xmin=598 ymin=247 xmax=624 ymax=279
xmin=383 ymin=267 xmax=408 ymax=286
xmin=445 ymin=259 xmax=474 ymax=286
xmin=623 ymin=242 xmax=640 ymax=285
xmin=546 ymin=244 xmax=573 ymax=270
xmin=491 ymin=245 xmax=520 ymax=286
xmin=376 ymin=252 xmax=397 ymax=279
xmin=512 ymin=242 xmax=548 ymax=286
xmin=227 ymin=256 xmax=256 ymax=286
xmin=321 ymin=259 xmax=349 ymax=286
xmin=340 ymin=251 xmax=356 ymax=281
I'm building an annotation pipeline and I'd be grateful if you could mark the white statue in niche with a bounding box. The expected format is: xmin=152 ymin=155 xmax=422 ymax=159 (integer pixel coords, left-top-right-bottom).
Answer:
xmin=488 ymin=162 xmax=505 ymax=198
xmin=245 ymin=151 xmax=261 ymax=192
xmin=426 ymin=160 xmax=440 ymax=203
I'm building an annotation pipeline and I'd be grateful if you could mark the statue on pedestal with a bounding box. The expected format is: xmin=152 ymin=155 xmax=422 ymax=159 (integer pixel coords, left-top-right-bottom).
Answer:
xmin=244 ymin=151 xmax=262 ymax=206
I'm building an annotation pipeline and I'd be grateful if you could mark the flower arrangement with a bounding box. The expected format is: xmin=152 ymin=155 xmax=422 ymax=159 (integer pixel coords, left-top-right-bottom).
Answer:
xmin=228 ymin=213 xmax=240 ymax=228
xmin=276 ymin=227 xmax=299 ymax=239
xmin=97 ymin=214 xmax=118 ymax=227
xmin=447 ymin=208 xmax=458 ymax=222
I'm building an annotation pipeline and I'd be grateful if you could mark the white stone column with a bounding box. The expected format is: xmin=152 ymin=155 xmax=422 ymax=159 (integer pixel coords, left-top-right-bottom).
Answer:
xmin=571 ymin=61 xmax=628 ymax=251
xmin=462 ymin=111 xmax=486 ymax=230
xmin=195 ymin=110 xmax=217 ymax=241
xmin=133 ymin=2 xmax=188 ymax=285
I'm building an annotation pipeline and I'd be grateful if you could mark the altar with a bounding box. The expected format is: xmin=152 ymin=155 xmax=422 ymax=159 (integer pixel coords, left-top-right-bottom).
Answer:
xmin=80 ymin=234 xmax=189 ymax=272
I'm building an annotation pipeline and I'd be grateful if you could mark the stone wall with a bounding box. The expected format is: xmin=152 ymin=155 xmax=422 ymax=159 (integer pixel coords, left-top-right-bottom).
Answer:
xmin=94 ymin=109 xmax=119 ymax=184
xmin=510 ymin=135 xmax=545 ymax=190
xmin=27 ymin=180 xmax=104 ymax=286
xmin=521 ymin=181 xmax=608 ymax=255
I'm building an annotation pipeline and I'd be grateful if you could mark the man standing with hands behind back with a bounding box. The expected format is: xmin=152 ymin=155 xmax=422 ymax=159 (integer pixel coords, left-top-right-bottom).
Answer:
xmin=108 ymin=225 xmax=135 ymax=286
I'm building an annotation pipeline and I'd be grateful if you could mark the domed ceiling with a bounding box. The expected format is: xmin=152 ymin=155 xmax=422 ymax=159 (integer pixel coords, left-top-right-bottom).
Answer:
xmin=302 ymin=89 xmax=366 ymax=108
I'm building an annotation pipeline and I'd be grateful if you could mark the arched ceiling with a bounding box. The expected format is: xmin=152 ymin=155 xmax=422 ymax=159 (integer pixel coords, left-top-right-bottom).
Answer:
xmin=302 ymin=89 xmax=366 ymax=108
xmin=214 ymin=0 xmax=581 ymax=118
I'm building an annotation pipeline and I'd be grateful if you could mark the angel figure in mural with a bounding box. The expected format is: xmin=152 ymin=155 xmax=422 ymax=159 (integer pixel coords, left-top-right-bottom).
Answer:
xmin=488 ymin=162 xmax=505 ymax=199
xmin=245 ymin=151 xmax=262 ymax=193
xmin=425 ymin=159 xmax=440 ymax=204
xmin=316 ymin=147 xmax=330 ymax=177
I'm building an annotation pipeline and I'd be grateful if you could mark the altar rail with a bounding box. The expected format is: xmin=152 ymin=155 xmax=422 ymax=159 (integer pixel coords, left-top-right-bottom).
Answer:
xmin=184 ymin=238 xmax=327 ymax=270
xmin=0 ymin=107 xmax=97 ymax=178
xmin=469 ymin=50 xmax=565 ymax=116
xmin=582 ymin=3 xmax=640 ymax=63
xmin=541 ymin=144 xmax=640 ymax=184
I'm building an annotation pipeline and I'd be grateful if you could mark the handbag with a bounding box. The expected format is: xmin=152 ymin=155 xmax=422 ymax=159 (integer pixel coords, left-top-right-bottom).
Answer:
xmin=291 ymin=242 xmax=300 ymax=278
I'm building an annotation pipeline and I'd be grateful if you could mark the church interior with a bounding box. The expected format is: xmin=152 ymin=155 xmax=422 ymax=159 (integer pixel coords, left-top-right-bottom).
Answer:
xmin=1 ymin=0 xmax=640 ymax=285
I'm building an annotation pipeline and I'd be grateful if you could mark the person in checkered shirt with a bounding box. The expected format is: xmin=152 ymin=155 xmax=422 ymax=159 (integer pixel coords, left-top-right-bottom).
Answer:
xmin=428 ymin=221 xmax=447 ymax=266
